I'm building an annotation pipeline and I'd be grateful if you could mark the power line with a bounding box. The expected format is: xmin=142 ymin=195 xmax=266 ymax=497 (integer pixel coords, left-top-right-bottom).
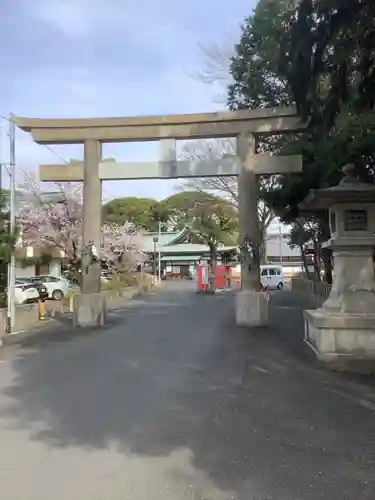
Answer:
xmin=41 ymin=144 xmax=69 ymax=164
xmin=0 ymin=115 xmax=70 ymax=165
xmin=0 ymin=114 xmax=110 ymax=199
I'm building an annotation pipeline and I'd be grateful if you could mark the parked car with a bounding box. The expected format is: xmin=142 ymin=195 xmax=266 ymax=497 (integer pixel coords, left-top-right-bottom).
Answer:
xmin=26 ymin=275 xmax=70 ymax=300
xmin=14 ymin=281 xmax=40 ymax=305
xmin=260 ymin=265 xmax=285 ymax=290
xmin=61 ymin=274 xmax=80 ymax=288
xmin=16 ymin=278 xmax=48 ymax=301
xmin=100 ymin=271 xmax=113 ymax=283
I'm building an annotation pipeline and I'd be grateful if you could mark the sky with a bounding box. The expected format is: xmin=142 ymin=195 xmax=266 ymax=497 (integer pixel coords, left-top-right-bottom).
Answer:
xmin=0 ymin=0 xmax=256 ymax=202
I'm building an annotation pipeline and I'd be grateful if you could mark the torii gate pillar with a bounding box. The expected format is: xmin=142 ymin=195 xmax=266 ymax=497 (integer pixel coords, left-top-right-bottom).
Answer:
xmin=236 ymin=133 xmax=270 ymax=327
xmin=82 ymin=140 xmax=102 ymax=293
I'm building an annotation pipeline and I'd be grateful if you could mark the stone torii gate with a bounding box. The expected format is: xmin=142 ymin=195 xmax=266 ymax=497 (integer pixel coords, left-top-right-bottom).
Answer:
xmin=13 ymin=107 xmax=305 ymax=327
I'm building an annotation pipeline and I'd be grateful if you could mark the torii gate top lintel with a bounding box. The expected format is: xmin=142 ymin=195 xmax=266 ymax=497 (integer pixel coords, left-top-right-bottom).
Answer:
xmin=12 ymin=105 xmax=305 ymax=145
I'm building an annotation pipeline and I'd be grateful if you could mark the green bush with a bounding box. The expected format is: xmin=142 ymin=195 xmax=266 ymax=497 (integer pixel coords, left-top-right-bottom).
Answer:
xmin=65 ymin=289 xmax=78 ymax=299
xmin=100 ymin=273 xmax=136 ymax=291
xmin=70 ymin=271 xmax=146 ymax=294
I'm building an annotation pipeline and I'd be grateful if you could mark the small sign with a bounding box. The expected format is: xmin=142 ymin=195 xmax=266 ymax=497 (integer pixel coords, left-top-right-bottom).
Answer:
xmin=201 ymin=266 xmax=209 ymax=285
xmin=26 ymin=246 xmax=33 ymax=257
xmin=344 ymin=209 xmax=368 ymax=231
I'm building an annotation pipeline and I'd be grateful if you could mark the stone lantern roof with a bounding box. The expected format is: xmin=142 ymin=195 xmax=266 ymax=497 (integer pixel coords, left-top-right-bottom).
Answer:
xmin=299 ymin=164 xmax=375 ymax=211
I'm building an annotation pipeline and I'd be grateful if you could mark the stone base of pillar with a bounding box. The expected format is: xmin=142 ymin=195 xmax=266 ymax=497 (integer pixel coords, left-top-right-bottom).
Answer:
xmin=304 ymin=309 xmax=375 ymax=374
xmin=73 ymin=293 xmax=107 ymax=328
xmin=152 ymin=277 xmax=163 ymax=288
xmin=235 ymin=290 xmax=269 ymax=327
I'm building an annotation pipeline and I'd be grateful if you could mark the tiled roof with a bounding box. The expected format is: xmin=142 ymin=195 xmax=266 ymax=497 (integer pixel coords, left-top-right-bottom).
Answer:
xmin=140 ymin=227 xmax=190 ymax=252
xmin=159 ymin=243 xmax=207 ymax=253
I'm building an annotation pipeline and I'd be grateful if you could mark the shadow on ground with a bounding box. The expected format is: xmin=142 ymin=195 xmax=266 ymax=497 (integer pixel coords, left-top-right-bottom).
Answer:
xmin=2 ymin=286 xmax=375 ymax=499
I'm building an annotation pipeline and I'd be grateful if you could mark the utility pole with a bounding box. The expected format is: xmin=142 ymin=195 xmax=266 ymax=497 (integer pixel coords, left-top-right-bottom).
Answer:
xmin=152 ymin=236 xmax=158 ymax=285
xmin=279 ymin=225 xmax=283 ymax=265
xmin=158 ymin=220 xmax=161 ymax=283
xmin=0 ymin=122 xmax=2 ymax=193
xmin=7 ymin=117 xmax=16 ymax=333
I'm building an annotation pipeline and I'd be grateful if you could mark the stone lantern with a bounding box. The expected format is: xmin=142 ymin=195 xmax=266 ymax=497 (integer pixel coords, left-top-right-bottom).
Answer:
xmin=300 ymin=164 xmax=375 ymax=372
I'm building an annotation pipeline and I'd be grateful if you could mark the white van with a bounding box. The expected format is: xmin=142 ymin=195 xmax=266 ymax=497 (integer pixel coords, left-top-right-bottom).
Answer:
xmin=260 ymin=265 xmax=284 ymax=290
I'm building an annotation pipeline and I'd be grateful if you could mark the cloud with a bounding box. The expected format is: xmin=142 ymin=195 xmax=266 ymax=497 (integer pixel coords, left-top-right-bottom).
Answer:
xmin=27 ymin=0 xmax=100 ymax=38
xmin=1 ymin=0 xmax=255 ymax=200
xmin=26 ymin=0 xmax=93 ymax=37
xmin=24 ymin=0 xmax=193 ymax=66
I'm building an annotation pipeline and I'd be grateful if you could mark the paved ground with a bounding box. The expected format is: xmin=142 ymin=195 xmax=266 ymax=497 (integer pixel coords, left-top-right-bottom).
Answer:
xmin=1 ymin=282 xmax=375 ymax=499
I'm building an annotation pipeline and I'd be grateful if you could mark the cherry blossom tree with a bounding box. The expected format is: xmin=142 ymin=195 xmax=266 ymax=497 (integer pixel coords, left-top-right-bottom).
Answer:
xmin=101 ymin=222 xmax=144 ymax=273
xmin=17 ymin=172 xmax=144 ymax=280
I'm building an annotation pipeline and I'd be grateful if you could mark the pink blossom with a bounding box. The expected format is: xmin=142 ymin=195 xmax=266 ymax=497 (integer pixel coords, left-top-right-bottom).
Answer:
xmin=101 ymin=222 xmax=144 ymax=270
xmin=17 ymin=174 xmax=144 ymax=272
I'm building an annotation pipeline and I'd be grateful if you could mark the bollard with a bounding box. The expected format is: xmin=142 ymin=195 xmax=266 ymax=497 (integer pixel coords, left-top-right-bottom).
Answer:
xmin=39 ymin=300 xmax=46 ymax=320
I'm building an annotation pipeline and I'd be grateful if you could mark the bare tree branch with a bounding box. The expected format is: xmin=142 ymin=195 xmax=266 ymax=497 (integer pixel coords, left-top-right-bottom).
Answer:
xmin=186 ymin=40 xmax=236 ymax=104
xmin=178 ymin=139 xmax=276 ymax=236
xmin=194 ymin=41 xmax=234 ymax=85
xmin=182 ymin=36 xmax=277 ymax=237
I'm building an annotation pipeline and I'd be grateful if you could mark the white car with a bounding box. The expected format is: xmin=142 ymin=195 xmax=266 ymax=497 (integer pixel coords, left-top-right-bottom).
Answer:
xmin=260 ymin=265 xmax=285 ymax=290
xmin=14 ymin=282 xmax=40 ymax=305
xmin=27 ymin=275 xmax=70 ymax=300
xmin=230 ymin=264 xmax=285 ymax=290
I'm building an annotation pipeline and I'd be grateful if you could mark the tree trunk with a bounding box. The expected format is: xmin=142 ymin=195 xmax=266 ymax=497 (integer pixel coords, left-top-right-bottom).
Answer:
xmin=209 ymin=244 xmax=217 ymax=292
xmin=312 ymin=239 xmax=321 ymax=282
xmin=321 ymin=248 xmax=333 ymax=284
xmin=318 ymin=216 xmax=332 ymax=284
xmin=299 ymin=245 xmax=309 ymax=277
xmin=259 ymin=239 xmax=267 ymax=264
xmin=64 ymin=257 xmax=82 ymax=287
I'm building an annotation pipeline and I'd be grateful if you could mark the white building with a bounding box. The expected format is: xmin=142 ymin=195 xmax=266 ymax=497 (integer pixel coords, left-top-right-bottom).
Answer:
xmin=265 ymin=230 xmax=301 ymax=263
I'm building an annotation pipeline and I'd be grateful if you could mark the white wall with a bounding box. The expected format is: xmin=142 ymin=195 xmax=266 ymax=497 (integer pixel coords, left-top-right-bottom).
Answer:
xmin=15 ymin=265 xmax=36 ymax=278
xmin=49 ymin=259 xmax=61 ymax=277
xmin=266 ymin=234 xmax=300 ymax=259
xmin=14 ymin=259 xmax=62 ymax=278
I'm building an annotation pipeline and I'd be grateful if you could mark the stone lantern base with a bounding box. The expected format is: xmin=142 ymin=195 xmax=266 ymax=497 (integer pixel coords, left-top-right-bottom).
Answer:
xmin=304 ymin=309 xmax=375 ymax=373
